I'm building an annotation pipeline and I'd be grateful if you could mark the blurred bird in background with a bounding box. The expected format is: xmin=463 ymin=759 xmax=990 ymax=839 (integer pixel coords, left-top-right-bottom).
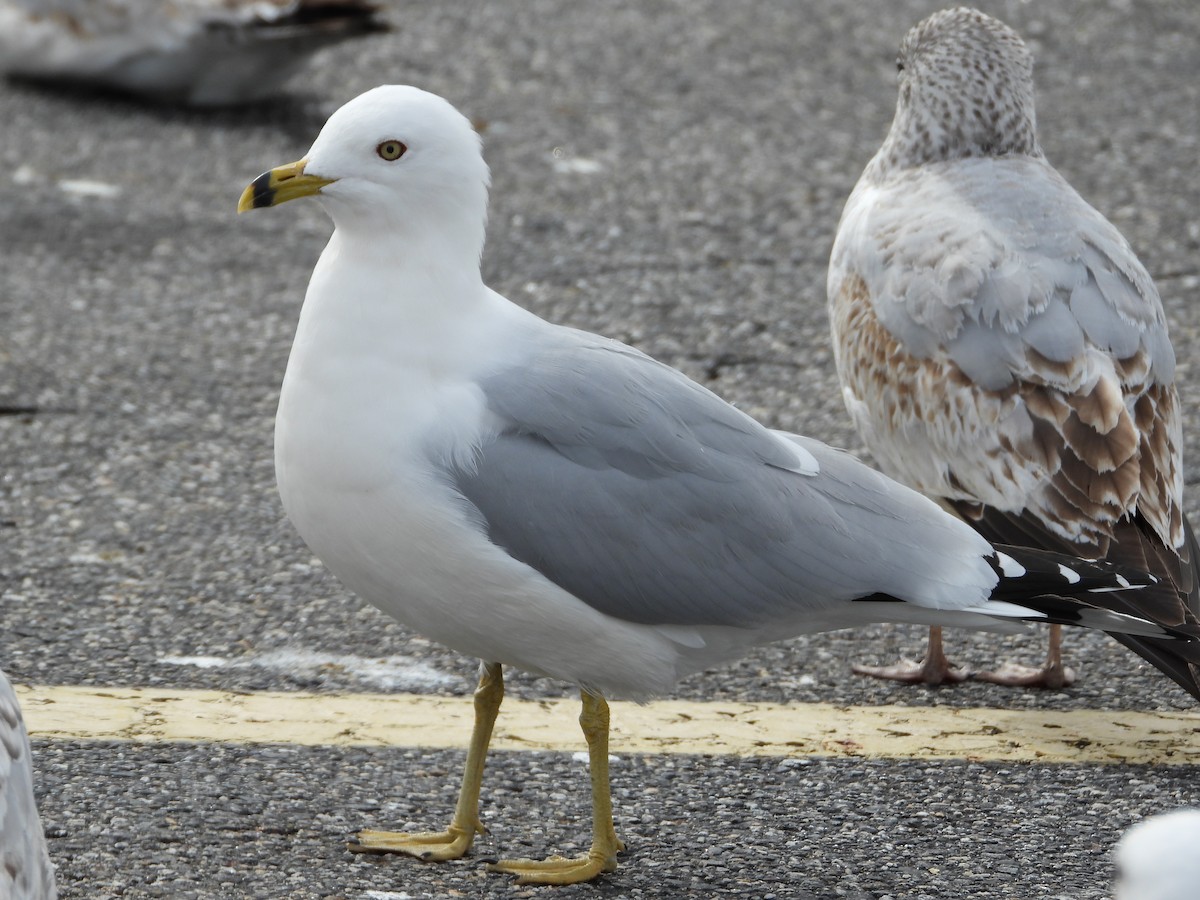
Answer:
xmin=0 ymin=0 xmax=388 ymax=106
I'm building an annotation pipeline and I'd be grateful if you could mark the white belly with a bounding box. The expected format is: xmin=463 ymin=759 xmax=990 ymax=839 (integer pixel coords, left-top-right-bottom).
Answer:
xmin=274 ymin=368 xmax=689 ymax=700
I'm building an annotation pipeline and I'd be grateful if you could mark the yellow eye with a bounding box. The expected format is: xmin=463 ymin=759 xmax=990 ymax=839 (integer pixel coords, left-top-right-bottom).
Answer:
xmin=376 ymin=140 xmax=407 ymax=161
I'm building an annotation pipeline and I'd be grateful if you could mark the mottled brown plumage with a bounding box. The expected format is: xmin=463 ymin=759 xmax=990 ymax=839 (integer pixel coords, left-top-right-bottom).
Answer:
xmin=828 ymin=7 xmax=1200 ymax=697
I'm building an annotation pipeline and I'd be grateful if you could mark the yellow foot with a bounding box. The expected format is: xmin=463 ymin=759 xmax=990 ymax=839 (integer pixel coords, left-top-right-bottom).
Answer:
xmin=488 ymin=845 xmax=621 ymax=885
xmin=347 ymin=823 xmax=479 ymax=862
xmin=975 ymin=661 xmax=1077 ymax=690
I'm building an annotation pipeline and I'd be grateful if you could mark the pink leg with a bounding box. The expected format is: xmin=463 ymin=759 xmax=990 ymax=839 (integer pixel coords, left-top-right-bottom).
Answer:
xmin=852 ymin=627 xmax=971 ymax=685
xmin=975 ymin=624 xmax=1077 ymax=689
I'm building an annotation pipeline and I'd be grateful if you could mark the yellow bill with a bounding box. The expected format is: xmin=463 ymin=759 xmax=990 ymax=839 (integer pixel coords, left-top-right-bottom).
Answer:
xmin=237 ymin=158 xmax=335 ymax=213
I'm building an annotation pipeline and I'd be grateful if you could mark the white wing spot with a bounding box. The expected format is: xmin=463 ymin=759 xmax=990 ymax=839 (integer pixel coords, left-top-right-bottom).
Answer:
xmin=1057 ymin=564 xmax=1081 ymax=585
xmin=974 ymin=600 xmax=1043 ymax=619
xmin=996 ymin=552 xmax=1026 ymax=578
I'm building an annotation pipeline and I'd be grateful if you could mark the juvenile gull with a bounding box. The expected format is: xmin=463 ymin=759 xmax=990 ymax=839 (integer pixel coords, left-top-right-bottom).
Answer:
xmin=828 ymin=7 xmax=1200 ymax=693
xmin=238 ymin=85 xmax=1183 ymax=884
xmin=0 ymin=670 xmax=57 ymax=900
xmin=0 ymin=0 xmax=387 ymax=107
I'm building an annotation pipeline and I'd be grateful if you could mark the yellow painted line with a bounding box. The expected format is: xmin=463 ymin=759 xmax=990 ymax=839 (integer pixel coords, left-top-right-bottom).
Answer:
xmin=13 ymin=684 xmax=1200 ymax=765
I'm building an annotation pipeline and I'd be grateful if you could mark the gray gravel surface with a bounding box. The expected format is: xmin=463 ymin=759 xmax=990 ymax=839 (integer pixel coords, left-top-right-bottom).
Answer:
xmin=35 ymin=741 xmax=1200 ymax=900
xmin=2 ymin=0 xmax=1199 ymax=897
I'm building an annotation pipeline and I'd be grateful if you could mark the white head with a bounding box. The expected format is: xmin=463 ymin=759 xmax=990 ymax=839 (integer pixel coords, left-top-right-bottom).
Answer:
xmin=239 ymin=85 xmax=491 ymax=259
xmin=871 ymin=7 xmax=1039 ymax=177
xmin=1114 ymin=809 xmax=1200 ymax=900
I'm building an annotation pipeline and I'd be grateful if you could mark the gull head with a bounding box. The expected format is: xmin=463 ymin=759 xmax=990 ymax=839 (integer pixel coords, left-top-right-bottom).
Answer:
xmin=1114 ymin=810 xmax=1200 ymax=900
xmin=874 ymin=7 xmax=1039 ymax=175
xmin=238 ymin=85 xmax=490 ymax=249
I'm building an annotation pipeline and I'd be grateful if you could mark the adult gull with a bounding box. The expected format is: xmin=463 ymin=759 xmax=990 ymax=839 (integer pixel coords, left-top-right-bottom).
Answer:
xmin=238 ymin=85 xmax=1187 ymax=884
xmin=828 ymin=7 xmax=1200 ymax=693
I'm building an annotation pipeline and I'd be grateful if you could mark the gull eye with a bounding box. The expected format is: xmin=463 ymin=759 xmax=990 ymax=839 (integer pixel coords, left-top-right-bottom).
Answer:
xmin=376 ymin=140 xmax=407 ymax=161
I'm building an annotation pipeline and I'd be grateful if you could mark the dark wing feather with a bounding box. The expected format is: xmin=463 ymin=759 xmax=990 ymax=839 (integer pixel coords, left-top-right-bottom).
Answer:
xmin=953 ymin=501 xmax=1200 ymax=699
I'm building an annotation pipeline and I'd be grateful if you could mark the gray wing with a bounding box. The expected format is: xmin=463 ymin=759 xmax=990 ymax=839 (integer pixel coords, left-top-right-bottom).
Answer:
xmin=454 ymin=329 xmax=994 ymax=629
xmin=850 ymin=156 xmax=1173 ymax=386
xmin=829 ymin=154 xmax=1183 ymax=553
xmin=0 ymin=670 xmax=56 ymax=900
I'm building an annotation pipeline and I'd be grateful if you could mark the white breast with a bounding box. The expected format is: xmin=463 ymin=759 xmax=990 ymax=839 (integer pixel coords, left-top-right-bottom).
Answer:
xmin=272 ymin=246 xmax=689 ymax=698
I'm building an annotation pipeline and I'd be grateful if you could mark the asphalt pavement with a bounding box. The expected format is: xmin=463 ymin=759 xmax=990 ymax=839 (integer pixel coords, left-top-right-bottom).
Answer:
xmin=2 ymin=0 xmax=1199 ymax=897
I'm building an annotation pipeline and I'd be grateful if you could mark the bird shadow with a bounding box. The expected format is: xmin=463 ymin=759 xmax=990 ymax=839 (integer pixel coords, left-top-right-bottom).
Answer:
xmin=3 ymin=75 xmax=333 ymax=142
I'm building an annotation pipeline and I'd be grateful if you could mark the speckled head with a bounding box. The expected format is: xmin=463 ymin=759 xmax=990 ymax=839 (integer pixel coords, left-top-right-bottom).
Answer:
xmin=873 ymin=7 xmax=1039 ymax=176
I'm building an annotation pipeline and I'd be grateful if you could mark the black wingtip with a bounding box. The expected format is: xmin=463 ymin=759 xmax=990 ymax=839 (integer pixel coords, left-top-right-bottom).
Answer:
xmin=988 ymin=545 xmax=1159 ymax=594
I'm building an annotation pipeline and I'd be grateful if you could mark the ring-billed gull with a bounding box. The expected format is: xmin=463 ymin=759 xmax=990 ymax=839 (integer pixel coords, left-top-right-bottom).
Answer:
xmin=0 ymin=0 xmax=387 ymax=107
xmin=828 ymin=7 xmax=1200 ymax=693
xmin=237 ymin=85 xmax=1187 ymax=884
xmin=0 ymin=670 xmax=57 ymax=900
xmin=1114 ymin=809 xmax=1200 ymax=900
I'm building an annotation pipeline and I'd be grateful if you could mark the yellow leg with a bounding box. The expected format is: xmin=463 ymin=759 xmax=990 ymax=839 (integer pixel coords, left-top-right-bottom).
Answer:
xmin=489 ymin=691 xmax=625 ymax=885
xmin=349 ymin=661 xmax=503 ymax=861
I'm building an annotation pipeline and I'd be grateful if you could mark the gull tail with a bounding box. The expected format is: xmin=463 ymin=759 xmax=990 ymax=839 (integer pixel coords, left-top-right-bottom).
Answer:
xmin=1103 ymin=516 xmax=1200 ymax=701
xmin=953 ymin=502 xmax=1200 ymax=702
xmin=970 ymin=544 xmax=1186 ymax=641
